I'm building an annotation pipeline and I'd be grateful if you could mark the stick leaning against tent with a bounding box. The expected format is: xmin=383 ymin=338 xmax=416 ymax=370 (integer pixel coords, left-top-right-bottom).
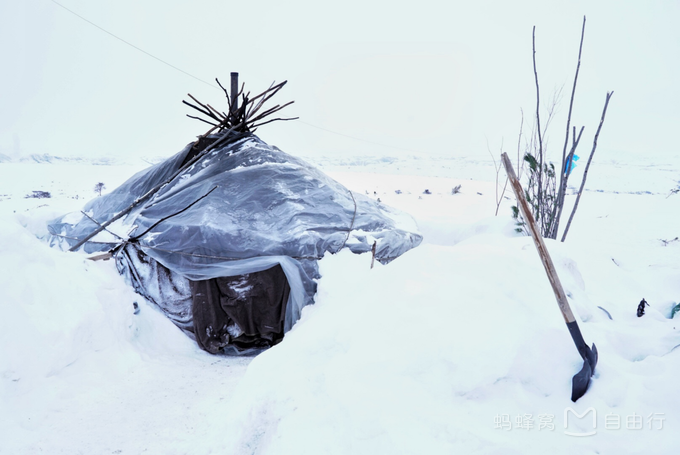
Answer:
xmin=66 ymin=123 xmax=245 ymax=252
xmin=68 ymin=74 xmax=297 ymax=253
xmin=501 ymin=152 xmax=597 ymax=402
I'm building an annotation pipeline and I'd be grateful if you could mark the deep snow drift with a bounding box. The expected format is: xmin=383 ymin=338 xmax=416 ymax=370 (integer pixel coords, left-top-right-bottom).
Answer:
xmin=1 ymin=153 xmax=679 ymax=454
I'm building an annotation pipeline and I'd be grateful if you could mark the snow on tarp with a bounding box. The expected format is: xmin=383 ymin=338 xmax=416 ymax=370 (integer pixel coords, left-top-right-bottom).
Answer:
xmin=47 ymin=134 xmax=422 ymax=335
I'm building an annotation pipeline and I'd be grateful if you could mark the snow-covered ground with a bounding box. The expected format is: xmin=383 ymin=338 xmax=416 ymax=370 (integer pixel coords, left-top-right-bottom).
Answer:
xmin=1 ymin=150 xmax=679 ymax=454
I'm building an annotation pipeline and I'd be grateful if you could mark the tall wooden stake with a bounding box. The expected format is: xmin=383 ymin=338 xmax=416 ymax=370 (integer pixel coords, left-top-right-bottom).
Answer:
xmin=230 ymin=72 xmax=239 ymax=123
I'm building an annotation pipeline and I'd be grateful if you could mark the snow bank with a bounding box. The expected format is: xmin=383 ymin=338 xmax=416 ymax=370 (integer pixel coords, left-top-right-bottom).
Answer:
xmin=1 ymin=160 xmax=679 ymax=454
xmin=0 ymin=163 xmax=250 ymax=454
xmin=212 ymin=171 xmax=680 ymax=454
xmin=218 ymin=236 xmax=680 ymax=454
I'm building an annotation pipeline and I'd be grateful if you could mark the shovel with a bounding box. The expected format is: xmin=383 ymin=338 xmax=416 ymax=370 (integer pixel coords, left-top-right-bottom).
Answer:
xmin=501 ymin=153 xmax=597 ymax=402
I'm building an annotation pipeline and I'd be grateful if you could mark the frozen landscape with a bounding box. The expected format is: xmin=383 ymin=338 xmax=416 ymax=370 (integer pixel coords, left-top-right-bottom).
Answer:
xmin=2 ymin=0 xmax=679 ymax=453
xmin=0 ymin=146 xmax=678 ymax=454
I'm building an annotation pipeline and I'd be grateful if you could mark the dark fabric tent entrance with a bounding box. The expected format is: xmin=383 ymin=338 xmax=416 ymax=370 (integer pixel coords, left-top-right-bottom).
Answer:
xmin=191 ymin=264 xmax=290 ymax=353
xmin=115 ymin=240 xmax=294 ymax=353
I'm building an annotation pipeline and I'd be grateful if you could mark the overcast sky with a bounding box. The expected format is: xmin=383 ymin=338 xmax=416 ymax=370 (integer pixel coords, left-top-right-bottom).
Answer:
xmin=1 ymin=0 xmax=678 ymax=164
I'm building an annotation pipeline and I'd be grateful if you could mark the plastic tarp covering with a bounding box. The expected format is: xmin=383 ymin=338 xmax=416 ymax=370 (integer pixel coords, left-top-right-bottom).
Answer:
xmin=48 ymin=134 xmax=423 ymax=335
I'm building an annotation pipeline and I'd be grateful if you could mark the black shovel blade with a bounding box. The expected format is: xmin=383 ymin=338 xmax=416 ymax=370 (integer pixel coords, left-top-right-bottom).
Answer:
xmin=571 ymin=343 xmax=597 ymax=402
xmin=571 ymin=359 xmax=592 ymax=402
xmin=587 ymin=343 xmax=598 ymax=373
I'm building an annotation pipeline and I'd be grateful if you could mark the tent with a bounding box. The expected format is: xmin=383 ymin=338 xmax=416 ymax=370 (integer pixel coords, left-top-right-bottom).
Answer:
xmin=48 ymin=133 xmax=422 ymax=353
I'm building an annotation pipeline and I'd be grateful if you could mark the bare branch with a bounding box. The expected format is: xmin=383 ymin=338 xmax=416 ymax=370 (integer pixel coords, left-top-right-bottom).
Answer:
xmin=561 ymin=91 xmax=614 ymax=242
xmin=517 ymin=108 xmax=524 ymax=179
xmin=552 ymin=15 xmax=586 ymax=239
xmin=532 ymin=26 xmax=545 ymax=220
xmin=215 ymin=77 xmax=229 ymax=99
xmin=186 ymin=114 xmax=219 ymax=127
xmin=80 ymin=211 xmax=124 ymax=241
xmin=559 ymin=16 xmax=586 ymax=182
xmin=182 ymin=99 xmax=220 ymax=122
xmin=130 ymin=186 xmax=219 ymax=241
xmin=249 ymin=116 xmax=299 ymax=129
xmin=550 ymin=125 xmax=584 ymax=238
xmin=206 ymin=103 xmax=227 ymax=121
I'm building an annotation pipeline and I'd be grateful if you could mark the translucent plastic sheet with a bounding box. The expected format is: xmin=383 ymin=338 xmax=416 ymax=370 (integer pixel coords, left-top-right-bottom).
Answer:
xmin=49 ymin=135 xmax=422 ymax=333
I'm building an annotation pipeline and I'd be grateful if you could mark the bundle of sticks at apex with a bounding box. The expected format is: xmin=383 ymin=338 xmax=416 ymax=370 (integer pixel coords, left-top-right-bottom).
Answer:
xmin=182 ymin=76 xmax=298 ymax=136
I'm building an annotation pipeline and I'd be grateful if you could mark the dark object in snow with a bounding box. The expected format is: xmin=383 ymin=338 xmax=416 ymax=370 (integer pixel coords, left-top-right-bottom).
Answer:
xmin=597 ymin=306 xmax=613 ymax=320
xmin=48 ymin=135 xmax=422 ymax=354
xmin=94 ymin=182 xmax=106 ymax=197
xmin=192 ymin=264 xmax=289 ymax=353
xmin=133 ymin=301 xmax=140 ymax=315
xmin=451 ymin=185 xmax=461 ymax=195
xmin=637 ymin=298 xmax=649 ymax=317
xmin=660 ymin=237 xmax=679 ymax=247
xmin=370 ymin=241 xmax=377 ymax=269
xmin=423 ymin=189 xmax=431 ymax=195
xmin=25 ymin=190 xmax=51 ymax=199
xmin=395 ymin=189 xmax=402 ymax=194
xmin=501 ymin=152 xmax=597 ymax=402
xmin=671 ymin=303 xmax=680 ymax=319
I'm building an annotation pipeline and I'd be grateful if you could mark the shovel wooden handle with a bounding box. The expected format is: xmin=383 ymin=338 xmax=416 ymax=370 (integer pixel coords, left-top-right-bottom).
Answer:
xmin=501 ymin=153 xmax=576 ymax=324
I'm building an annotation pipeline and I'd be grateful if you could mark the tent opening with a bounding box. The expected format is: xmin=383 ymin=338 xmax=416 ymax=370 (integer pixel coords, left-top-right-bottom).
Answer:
xmin=191 ymin=264 xmax=290 ymax=353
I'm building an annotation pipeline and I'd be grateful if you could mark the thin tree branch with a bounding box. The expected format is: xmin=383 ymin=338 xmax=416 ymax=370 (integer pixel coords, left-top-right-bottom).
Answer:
xmin=561 ymin=91 xmax=613 ymax=242
xmin=130 ymin=186 xmax=219 ymax=241
xmin=80 ymin=211 xmax=125 ymax=241
xmin=551 ymin=125 xmax=585 ymax=238
xmin=533 ymin=26 xmax=545 ymax=222
xmin=247 ymin=101 xmax=295 ymax=125
xmin=559 ymin=16 xmax=586 ymax=183
xmin=186 ymin=114 xmax=219 ymax=127
xmin=182 ymin=99 xmax=218 ymax=121
xmin=249 ymin=116 xmax=299 ymax=129
xmin=216 ymin=78 xmax=232 ymax=112
xmin=206 ymin=103 xmax=227 ymax=121
xmin=553 ymin=15 xmax=587 ymax=239
xmin=187 ymin=93 xmax=221 ymax=120
xmin=517 ymin=108 xmax=524 ymax=179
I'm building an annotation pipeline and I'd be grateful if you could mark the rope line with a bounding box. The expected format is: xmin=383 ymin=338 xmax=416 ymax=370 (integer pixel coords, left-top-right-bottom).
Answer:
xmin=295 ymin=120 xmax=423 ymax=154
xmin=49 ymin=0 xmax=217 ymax=89
xmin=48 ymin=0 xmax=425 ymax=155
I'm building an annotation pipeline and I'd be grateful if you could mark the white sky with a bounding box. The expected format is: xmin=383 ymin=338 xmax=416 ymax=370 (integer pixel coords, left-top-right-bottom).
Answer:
xmin=1 ymin=0 xmax=678 ymax=163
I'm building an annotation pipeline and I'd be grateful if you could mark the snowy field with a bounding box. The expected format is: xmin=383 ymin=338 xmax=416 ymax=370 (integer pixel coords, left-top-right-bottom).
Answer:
xmin=1 ymin=149 xmax=679 ymax=454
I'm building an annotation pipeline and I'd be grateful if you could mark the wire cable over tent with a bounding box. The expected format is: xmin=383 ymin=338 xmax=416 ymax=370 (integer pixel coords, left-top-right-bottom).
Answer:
xmin=49 ymin=0 xmax=424 ymax=156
